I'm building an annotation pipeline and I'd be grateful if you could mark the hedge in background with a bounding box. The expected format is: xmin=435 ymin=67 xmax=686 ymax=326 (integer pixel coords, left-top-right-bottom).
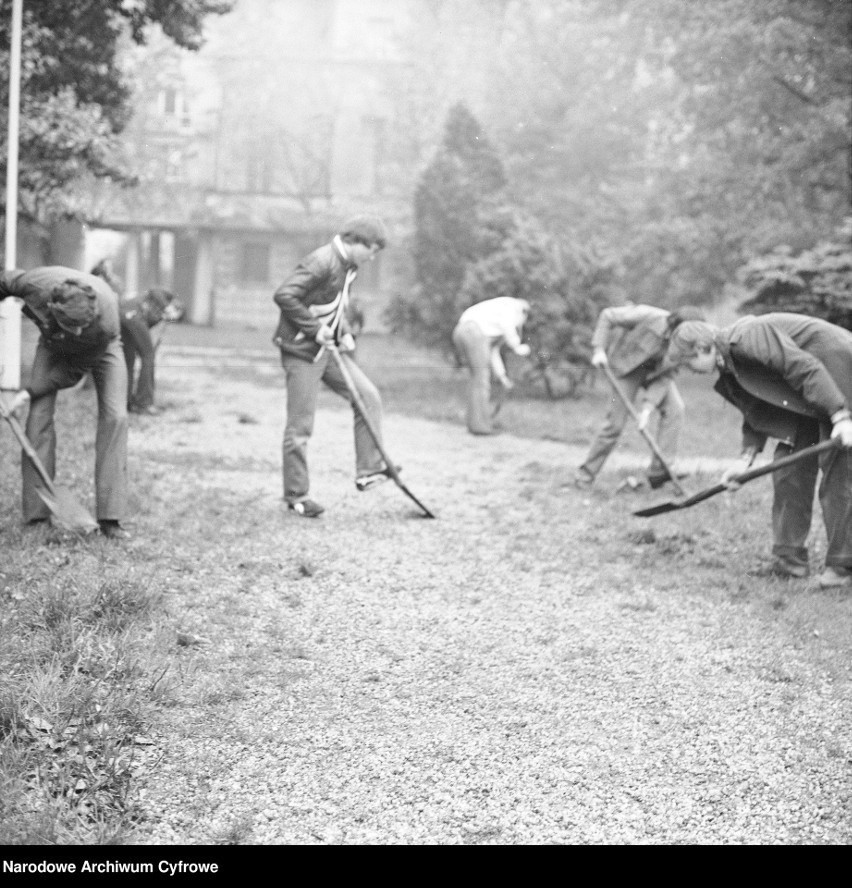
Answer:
xmin=738 ymin=219 xmax=852 ymax=330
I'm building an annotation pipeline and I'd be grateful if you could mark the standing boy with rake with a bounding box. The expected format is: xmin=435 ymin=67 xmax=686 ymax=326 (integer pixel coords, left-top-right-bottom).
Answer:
xmin=272 ymin=215 xmax=394 ymax=517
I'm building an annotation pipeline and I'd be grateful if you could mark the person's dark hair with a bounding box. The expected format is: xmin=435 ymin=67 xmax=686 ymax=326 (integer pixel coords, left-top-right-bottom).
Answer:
xmin=144 ymin=287 xmax=175 ymax=311
xmin=667 ymin=320 xmax=717 ymax=364
xmin=49 ymin=280 xmax=98 ymax=328
xmin=339 ymin=215 xmax=388 ymax=249
xmin=666 ymin=305 xmax=705 ymax=332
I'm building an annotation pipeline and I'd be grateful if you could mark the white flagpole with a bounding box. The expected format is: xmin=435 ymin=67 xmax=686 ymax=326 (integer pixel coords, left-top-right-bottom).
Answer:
xmin=0 ymin=0 xmax=23 ymax=390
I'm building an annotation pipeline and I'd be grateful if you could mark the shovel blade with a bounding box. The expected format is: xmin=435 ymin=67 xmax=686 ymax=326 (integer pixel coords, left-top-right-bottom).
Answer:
xmin=35 ymin=486 xmax=99 ymax=534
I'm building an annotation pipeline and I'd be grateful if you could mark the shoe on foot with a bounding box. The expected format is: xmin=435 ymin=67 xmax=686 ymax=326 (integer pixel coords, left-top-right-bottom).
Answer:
xmin=99 ymin=520 xmax=132 ymax=540
xmin=647 ymin=467 xmax=690 ymax=490
xmin=356 ymin=465 xmax=400 ymax=492
xmin=130 ymin=404 xmax=161 ymax=416
xmin=288 ymin=499 xmax=325 ymax=518
xmin=573 ymin=472 xmax=594 ymax=490
xmin=25 ymin=517 xmax=49 ymax=527
xmin=770 ymin=556 xmax=809 ymax=579
xmin=818 ymin=566 xmax=852 ymax=589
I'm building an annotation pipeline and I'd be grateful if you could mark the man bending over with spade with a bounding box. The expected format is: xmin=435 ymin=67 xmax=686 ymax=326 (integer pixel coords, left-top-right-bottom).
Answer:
xmin=0 ymin=266 xmax=131 ymax=539
xmin=666 ymin=314 xmax=852 ymax=588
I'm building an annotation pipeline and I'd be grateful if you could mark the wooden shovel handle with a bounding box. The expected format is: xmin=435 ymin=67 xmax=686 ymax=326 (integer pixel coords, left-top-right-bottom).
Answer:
xmin=0 ymin=391 xmax=57 ymax=493
xmin=601 ymin=364 xmax=687 ymax=496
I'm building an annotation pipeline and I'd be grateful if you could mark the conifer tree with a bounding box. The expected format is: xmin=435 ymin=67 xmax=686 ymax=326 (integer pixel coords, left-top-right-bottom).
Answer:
xmin=387 ymin=103 xmax=507 ymax=350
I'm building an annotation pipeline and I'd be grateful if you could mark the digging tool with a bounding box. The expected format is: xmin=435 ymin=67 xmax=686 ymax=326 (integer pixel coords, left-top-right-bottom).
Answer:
xmin=0 ymin=392 xmax=99 ymax=533
xmin=634 ymin=437 xmax=841 ymax=518
xmin=601 ymin=364 xmax=687 ymax=497
xmin=327 ymin=345 xmax=436 ymax=519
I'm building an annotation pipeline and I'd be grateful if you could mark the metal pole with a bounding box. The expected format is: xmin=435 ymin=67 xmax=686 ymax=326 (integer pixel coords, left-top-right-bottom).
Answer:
xmin=0 ymin=0 xmax=23 ymax=390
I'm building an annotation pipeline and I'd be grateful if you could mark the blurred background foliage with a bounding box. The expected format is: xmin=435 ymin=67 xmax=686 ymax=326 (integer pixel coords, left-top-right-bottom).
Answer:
xmin=738 ymin=218 xmax=852 ymax=329
xmin=0 ymin=0 xmax=232 ymax=228
xmin=0 ymin=0 xmax=848 ymax=363
xmin=387 ymin=0 xmax=850 ymax=380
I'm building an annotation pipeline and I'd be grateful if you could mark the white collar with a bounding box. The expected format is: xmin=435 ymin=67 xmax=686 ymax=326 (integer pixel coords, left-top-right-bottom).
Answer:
xmin=332 ymin=235 xmax=351 ymax=265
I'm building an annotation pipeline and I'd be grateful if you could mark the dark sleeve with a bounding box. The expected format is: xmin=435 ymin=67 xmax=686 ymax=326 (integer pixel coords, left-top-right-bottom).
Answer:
xmin=733 ymin=323 xmax=847 ymax=418
xmin=740 ymin=420 xmax=768 ymax=455
xmin=0 ymin=269 xmax=26 ymax=300
xmin=0 ymin=270 xmax=52 ymax=336
xmin=272 ymin=253 xmax=329 ymax=339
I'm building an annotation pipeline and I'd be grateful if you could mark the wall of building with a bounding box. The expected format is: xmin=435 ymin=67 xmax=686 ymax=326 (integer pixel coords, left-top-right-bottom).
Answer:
xmin=83 ymin=0 xmax=504 ymax=330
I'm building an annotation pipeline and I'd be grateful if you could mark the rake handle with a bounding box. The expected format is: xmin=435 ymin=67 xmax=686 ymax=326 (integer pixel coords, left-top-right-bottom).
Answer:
xmin=601 ymin=364 xmax=687 ymax=497
xmin=327 ymin=346 xmax=435 ymax=518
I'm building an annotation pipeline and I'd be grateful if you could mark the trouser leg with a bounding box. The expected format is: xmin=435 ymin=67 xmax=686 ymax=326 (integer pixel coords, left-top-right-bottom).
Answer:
xmin=21 ymin=344 xmax=80 ymax=523
xmin=490 ymin=378 xmax=506 ymax=423
xmin=132 ymin=342 xmax=156 ymax=409
xmin=819 ymin=437 xmax=852 ymax=570
xmin=22 ymin=391 xmax=58 ymax=523
xmin=578 ymin=370 xmax=641 ymax=478
xmin=124 ymin=344 xmax=137 ymax=408
xmin=648 ymin=381 xmax=684 ymax=476
xmin=771 ymin=422 xmax=819 ymax=566
xmin=321 ymin=353 xmax=385 ymax=477
xmin=453 ymin=321 xmax=493 ymax=434
xmin=90 ymin=339 xmax=129 ymax=521
xmin=281 ymin=353 xmax=324 ymax=503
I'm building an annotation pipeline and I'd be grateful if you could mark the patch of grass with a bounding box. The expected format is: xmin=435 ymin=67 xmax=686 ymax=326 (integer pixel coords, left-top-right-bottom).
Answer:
xmin=0 ymin=517 xmax=173 ymax=844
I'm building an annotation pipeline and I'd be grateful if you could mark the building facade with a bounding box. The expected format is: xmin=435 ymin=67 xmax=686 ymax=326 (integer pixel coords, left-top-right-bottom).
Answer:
xmin=83 ymin=0 xmax=505 ymax=329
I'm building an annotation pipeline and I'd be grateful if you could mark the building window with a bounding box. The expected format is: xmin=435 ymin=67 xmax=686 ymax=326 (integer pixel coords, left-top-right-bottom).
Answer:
xmin=160 ymin=88 xmax=191 ymax=126
xmin=241 ymin=243 xmax=270 ymax=283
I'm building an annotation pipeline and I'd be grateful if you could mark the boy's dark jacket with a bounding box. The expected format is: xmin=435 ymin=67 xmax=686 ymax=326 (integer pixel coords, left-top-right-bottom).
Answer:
xmin=714 ymin=312 xmax=852 ymax=450
xmin=272 ymin=241 xmax=355 ymax=362
xmin=0 ymin=266 xmax=120 ymax=363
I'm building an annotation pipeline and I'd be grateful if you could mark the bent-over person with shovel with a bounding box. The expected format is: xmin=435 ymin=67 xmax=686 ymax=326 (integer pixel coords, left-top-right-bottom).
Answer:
xmin=0 ymin=266 xmax=131 ymax=539
xmin=574 ymin=303 xmax=704 ymax=490
xmin=119 ymin=287 xmax=178 ymax=416
xmin=272 ymin=216 xmax=394 ymax=518
xmin=451 ymin=296 xmax=532 ymax=436
xmin=667 ymin=315 xmax=852 ymax=589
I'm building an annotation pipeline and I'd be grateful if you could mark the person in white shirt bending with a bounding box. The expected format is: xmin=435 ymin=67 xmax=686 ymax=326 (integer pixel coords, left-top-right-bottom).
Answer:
xmin=452 ymin=297 xmax=531 ymax=435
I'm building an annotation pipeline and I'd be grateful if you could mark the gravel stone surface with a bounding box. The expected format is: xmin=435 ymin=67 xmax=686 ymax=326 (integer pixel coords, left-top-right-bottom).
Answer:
xmin=126 ymin=357 xmax=852 ymax=845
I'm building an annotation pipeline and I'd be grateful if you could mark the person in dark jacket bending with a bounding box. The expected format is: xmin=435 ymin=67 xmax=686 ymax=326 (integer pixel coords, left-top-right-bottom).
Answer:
xmin=120 ymin=287 xmax=176 ymax=415
xmin=575 ymin=303 xmax=704 ymax=489
xmin=272 ymin=216 xmax=393 ymax=518
xmin=667 ymin=314 xmax=852 ymax=588
xmin=0 ymin=266 xmax=131 ymax=538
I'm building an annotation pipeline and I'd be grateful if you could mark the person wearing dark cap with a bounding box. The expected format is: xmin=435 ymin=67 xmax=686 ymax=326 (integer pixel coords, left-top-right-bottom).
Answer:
xmin=272 ymin=215 xmax=394 ymax=518
xmin=666 ymin=314 xmax=852 ymax=589
xmin=119 ymin=287 xmax=176 ymax=415
xmin=574 ymin=303 xmax=705 ymax=490
xmin=0 ymin=266 xmax=131 ymax=539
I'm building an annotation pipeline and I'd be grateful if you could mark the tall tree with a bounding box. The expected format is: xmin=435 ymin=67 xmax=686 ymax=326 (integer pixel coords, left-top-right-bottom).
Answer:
xmin=0 ymin=0 xmax=231 ymax=227
xmin=387 ymin=103 xmax=508 ymax=349
xmin=484 ymin=0 xmax=851 ymax=306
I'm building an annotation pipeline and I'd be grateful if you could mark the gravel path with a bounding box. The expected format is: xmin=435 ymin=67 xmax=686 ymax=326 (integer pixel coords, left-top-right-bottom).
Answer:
xmin=126 ymin=357 xmax=851 ymax=845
